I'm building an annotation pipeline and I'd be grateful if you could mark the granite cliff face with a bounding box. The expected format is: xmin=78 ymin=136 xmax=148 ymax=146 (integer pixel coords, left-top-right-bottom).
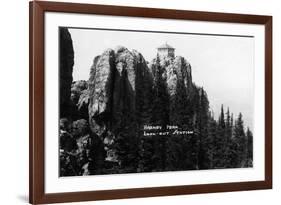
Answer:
xmin=88 ymin=49 xmax=115 ymax=136
xmin=88 ymin=46 xmax=152 ymax=137
xmin=59 ymin=28 xmax=74 ymax=118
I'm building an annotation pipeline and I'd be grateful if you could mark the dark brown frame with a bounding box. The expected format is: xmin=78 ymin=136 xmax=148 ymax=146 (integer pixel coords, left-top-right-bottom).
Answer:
xmin=29 ymin=1 xmax=272 ymax=204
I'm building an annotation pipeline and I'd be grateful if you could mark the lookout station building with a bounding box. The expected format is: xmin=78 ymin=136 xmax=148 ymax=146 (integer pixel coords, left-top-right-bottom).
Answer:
xmin=157 ymin=42 xmax=175 ymax=58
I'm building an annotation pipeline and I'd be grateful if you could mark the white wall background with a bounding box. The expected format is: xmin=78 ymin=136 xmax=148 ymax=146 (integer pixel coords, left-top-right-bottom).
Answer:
xmin=0 ymin=0 xmax=279 ymax=204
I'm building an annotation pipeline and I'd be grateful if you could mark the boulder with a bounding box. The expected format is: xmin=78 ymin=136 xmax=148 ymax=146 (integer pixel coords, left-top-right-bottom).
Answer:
xmin=77 ymin=89 xmax=90 ymax=119
xmin=71 ymin=80 xmax=88 ymax=105
xmin=72 ymin=119 xmax=89 ymax=138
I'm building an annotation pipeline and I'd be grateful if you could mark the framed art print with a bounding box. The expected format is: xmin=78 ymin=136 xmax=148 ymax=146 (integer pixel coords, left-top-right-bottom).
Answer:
xmin=29 ymin=1 xmax=272 ymax=204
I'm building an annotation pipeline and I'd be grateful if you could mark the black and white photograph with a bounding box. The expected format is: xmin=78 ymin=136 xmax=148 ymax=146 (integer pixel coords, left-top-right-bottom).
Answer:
xmin=59 ymin=27 xmax=254 ymax=177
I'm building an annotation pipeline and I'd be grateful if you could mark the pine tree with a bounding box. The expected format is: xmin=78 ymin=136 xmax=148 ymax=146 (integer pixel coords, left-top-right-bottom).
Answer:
xmin=135 ymin=58 xmax=154 ymax=172
xmin=184 ymin=86 xmax=201 ymax=169
xmin=151 ymin=54 xmax=170 ymax=126
xmin=225 ymin=108 xmax=232 ymax=136
xmin=196 ymin=88 xmax=211 ymax=169
xmin=113 ymin=68 xmax=138 ymax=173
xmin=233 ymin=113 xmax=247 ymax=167
xmin=165 ymin=135 xmax=182 ymax=171
xmin=169 ymin=78 xmax=189 ymax=125
xmin=138 ymin=136 xmax=154 ymax=172
xmin=142 ymin=71 xmax=154 ymax=124
xmin=167 ymin=73 xmax=192 ymax=170
xmin=213 ymin=105 xmax=227 ymax=168
xmin=224 ymin=108 xmax=233 ymax=167
xmin=246 ymin=128 xmax=253 ymax=167
xmin=145 ymin=54 xmax=170 ymax=171
xmin=219 ymin=105 xmax=226 ymax=129
xmin=114 ymin=110 xmax=138 ymax=173
xmin=135 ymin=59 xmax=145 ymax=126
xmin=207 ymin=115 xmax=217 ymax=169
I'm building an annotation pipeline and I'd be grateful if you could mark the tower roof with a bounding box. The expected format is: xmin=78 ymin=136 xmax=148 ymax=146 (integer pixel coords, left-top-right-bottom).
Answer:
xmin=157 ymin=42 xmax=175 ymax=49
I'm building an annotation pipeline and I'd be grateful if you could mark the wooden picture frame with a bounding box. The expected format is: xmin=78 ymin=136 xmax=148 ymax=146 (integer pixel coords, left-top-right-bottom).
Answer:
xmin=29 ymin=1 xmax=272 ymax=204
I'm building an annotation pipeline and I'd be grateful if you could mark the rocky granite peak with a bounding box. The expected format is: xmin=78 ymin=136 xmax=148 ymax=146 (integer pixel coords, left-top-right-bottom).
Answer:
xmin=88 ymin=47 xmax=151 ymax=137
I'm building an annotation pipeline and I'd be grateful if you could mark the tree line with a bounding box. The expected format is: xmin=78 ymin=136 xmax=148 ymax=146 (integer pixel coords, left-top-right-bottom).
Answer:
xmin=133 ymin=54 xmax=253 ymax=173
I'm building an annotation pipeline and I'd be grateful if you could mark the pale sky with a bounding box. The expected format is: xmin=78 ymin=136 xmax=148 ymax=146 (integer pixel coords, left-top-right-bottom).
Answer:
xmin=68 ymin=28 xmax=254 ymax=130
